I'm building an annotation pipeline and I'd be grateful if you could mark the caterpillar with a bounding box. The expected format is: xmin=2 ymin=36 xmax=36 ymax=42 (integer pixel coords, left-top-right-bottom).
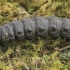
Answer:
xmin=0 ymin=16 xmax=70 ymax=46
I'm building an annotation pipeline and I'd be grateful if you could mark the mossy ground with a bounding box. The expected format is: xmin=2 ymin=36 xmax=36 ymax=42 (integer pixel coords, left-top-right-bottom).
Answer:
xmin=0 ymin=0 xmax=70 ymax=70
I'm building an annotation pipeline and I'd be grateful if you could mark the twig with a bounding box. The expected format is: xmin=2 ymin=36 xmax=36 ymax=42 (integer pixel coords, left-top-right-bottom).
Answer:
xmin=59 ymin=46 xmax=70 ymax=51
xmin=7 ymin=54 xmax=14 ymax=70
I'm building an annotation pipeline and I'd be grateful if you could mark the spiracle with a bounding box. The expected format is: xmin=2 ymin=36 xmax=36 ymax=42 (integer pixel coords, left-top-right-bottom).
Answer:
xmin=0 ymin=16 xmax=70 ymax=46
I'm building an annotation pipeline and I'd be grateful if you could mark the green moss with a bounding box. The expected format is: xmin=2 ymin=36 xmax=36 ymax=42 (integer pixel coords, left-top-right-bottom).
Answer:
xmin=0 ymin=0 xmax=70 ymax=70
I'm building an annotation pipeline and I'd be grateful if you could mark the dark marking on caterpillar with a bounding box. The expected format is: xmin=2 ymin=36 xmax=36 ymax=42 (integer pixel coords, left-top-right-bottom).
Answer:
xmin=0 ymin=16 xmax=70 ymax=46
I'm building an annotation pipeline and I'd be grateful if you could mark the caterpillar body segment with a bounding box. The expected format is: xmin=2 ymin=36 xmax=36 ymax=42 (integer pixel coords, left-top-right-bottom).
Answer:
xmin=34 ymin=16 xmax=49 ymax=38
xmin=0 ymin=25 xmax=9 ymax=45
xmin=3 ymin=23 xmax=15 ymax=42
xmin=0 ymin=16 xmax=70 ymax=46
xmin=22 ymin=18 xmax=36 ymax=39
xmin=48 ymin=16 xmax=62 ymax=39
xmin=61 ymin=18 xmax=70 ymax=40
xmin=11 ymin=20 xmax=25 ymax=40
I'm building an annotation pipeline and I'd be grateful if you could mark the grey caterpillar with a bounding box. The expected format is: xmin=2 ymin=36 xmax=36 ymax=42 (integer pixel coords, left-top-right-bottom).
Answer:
xmin=0 ymin=16 xmax=70 ymax=46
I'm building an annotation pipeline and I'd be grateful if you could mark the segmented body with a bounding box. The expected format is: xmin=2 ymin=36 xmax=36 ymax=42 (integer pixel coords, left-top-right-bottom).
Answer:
xmin=0 ymin=16 xmax=70 ymax=45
